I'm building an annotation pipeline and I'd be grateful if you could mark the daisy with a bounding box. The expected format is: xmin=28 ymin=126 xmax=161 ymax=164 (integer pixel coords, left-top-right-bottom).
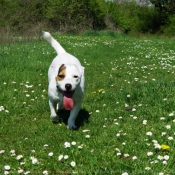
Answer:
xmin=163 ymin=155 xmax=170 ymax=160
xmin=58 ymin=155 xmax=63 ymax=161
xmin=30 ymin=157 xmax=39 ymax=164
xmin=78 ymin=145 xmax=83 ymax=149
xmin=154 ymin=143 xmax=161 ymax=149
xmin=70 ymin=161 xmax=76 ymax=167
xmin=168 ymin=136 xmax=173 ymax=140
xmin=146 ymin=132 xmax=152 ymax=136
xmin=169 ymin=112 xmax=174 ymax=116
xmin=43 ymin=170 xmax=49 ymax=175
xmin=18 ymin=169 xmax=24 ymax=174
xmin=71 ymin=141 xmax=76 ymax=145
xmin=162 ymin=160 xmax=167 ymax=165
xmin=82 ymin=129 xmax=90 ymax=132
xmin=117 ymin=152 xmax=121 ymax=156
xmin=4 ymin=165 xmax=10 ymax=170
xmin=165 ymin=125 xmax=171 ymax=129
xmin=132 ymin=108 xmax=136 ymax=111
xmin=157 ymin=155 xmax=163 ymax=160
xmin=48 ymin=152 xmax=53 ymax=156
xmin=16 ymin=155 xmax=23 ymax=160
xmin=122 ymin=172 xmax=128 ymax=175
xmin=4 ymin=171 xmax=9 ymax=175
xmin=147 ymin=152 xmax=153 ymax=156
xmin=161 ymin=132 xmax=166 ymax=136
xmin=132 ymin=156 xmax=137 ymax=160
xmin=143 ymin=120 xmax=147 ymax=125
xmin=124 ymin=154 xmax=129 ymax=157
xmin=64 ymin=155 xmax=69 ymax=159
xmin=85 ymin=135 xmax=90 ymax=138
xmin=24 ymin=171 xmax=30 ymax=175
xmin=145 ymin=167 xmax=151 ymax=170
xmin=64 ymin=142 xmax=71 ymax=148
xmin=0 ymin=150 xmax=5 ymax=154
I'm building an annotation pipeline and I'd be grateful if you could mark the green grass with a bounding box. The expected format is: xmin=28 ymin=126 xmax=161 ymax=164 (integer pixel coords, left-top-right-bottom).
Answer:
xmin=1 ymin=32 xmax=175 ymax=174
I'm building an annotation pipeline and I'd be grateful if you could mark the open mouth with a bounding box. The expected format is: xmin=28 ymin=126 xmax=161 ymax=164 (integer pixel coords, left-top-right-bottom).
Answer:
xmin=58 ymin=89 xmax=75 ymax=110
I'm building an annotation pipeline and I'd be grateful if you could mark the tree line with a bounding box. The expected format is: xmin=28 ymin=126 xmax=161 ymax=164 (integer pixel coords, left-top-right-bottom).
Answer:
xmin=0 ymin=0 xmax=175 ymax=36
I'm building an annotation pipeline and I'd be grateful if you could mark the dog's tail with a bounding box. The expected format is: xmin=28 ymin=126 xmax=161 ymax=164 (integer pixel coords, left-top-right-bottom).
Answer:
xmin=42 ymin=31 xmax=66 ymax=54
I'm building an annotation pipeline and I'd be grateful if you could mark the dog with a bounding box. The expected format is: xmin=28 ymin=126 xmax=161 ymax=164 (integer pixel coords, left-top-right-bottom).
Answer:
xmin=43 ymin=31 xmax=85 ymax=129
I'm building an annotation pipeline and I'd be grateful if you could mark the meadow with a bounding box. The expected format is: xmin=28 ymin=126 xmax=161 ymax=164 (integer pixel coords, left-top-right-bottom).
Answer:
xmin=1 ymin=31 xmax=175 ymax=174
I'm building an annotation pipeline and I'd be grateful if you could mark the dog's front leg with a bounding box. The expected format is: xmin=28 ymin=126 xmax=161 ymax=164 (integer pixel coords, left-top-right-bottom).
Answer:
xmin=67 ymin=102 xmax=81 ymax=129
xmin=49 ymin=98 xmax=59 ymax=122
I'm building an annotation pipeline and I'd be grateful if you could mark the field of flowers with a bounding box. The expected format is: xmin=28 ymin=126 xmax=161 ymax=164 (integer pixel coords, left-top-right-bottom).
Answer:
xmin=1 ymin=32 xmax=175 ymax=174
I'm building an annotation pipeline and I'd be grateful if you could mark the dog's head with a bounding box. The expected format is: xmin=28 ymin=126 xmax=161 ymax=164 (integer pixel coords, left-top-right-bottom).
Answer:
xmin=55 ymin=64 xmax=84 ymax=91
xmin=55 ymin=64 xmax=84 ymax=110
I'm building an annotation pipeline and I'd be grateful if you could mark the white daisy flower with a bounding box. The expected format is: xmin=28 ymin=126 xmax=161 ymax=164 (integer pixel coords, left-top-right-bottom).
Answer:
xmin=48 ymin=152 xmax=53 ymax=156
xmin=16 ymin=155 xmax=23 ymax=160
xmin=64 ymin=142 xmax=71 ymax=148
xmin=70 ymin=161 xmax=76 ymax=167
xmin=71 ymin=141 xmax=76 ymax=145
xmin=147 ymin=152 xmax=153 ymax=156
xmin=143 ymin=120 xmax=147 ymax=125
xmin=163 ymin=155 xmax=170 ymax=160
xmin=58 ymin=155 xmax=63 ymax=161
xmin=85 ymin=135 xmax=90 ymax=138
xmin=4 ymin=165 xmax=10 ymax=170
xmin=64 ymin=155 xmax=69 ymax=159
xmin=157 ymin=155 xmax=163 ymax=160
xmin=146 ymin=132 xmax=152 ymax=136
xmin=43 ymin=170 xmax=49 ymax=175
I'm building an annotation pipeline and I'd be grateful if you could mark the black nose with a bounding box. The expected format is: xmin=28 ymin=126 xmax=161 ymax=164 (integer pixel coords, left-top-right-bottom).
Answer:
xmin=65 ymin=84 xmax=72 ymax=91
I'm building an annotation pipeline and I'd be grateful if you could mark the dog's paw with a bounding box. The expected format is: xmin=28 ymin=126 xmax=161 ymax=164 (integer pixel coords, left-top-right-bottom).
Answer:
xmin=67 ymin=120 xmax=77 ymax=130
xmin=67 ymin=124 xmax=77 ymax=130
xmin=50 ymin=115 xmax=59 ymax=123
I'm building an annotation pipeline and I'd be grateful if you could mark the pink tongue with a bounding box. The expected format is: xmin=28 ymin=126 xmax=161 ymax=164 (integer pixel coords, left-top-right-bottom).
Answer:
xmin=63 ymin=96 xmax=74 ymax=110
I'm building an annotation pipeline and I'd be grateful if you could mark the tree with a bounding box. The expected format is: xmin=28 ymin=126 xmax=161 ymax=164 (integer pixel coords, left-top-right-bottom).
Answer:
xmin=150 ymin=0 xmax=175 ymax=25
xmin=150 ymin=0 xmax=175 ymax=13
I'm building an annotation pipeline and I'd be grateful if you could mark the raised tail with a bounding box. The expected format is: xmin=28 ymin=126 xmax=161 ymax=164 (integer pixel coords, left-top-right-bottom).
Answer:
xmin=42 ymin=31 xmax=66 ymax=54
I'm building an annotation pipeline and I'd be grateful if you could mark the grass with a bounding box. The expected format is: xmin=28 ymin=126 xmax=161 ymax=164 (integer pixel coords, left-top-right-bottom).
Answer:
xmin=1 ymin=31 xmax=175 ymax=174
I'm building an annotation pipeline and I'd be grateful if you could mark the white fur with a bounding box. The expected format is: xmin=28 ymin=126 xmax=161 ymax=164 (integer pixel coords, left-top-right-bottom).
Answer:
xmin=43 ymin=31 xmax=85 ymax=129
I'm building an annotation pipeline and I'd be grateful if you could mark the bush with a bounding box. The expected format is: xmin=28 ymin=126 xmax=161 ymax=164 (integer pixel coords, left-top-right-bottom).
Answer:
xmin=43 ymin=0 xmax=106 ymax=33
xmin=108 ymin=1 xmax=161 ymax=34
xmin=0 ymin=0 xmax=175 ymax=36
xmin=163 ymin=14 xmax=175 ymax=37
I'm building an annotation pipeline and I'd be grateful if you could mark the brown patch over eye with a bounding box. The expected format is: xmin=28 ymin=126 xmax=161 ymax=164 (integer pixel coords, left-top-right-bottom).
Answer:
xmin=56 ymin=64 xmax=66 ymax=81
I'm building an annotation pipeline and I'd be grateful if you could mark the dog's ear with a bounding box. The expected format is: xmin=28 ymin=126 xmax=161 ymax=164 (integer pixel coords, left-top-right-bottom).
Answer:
xmin=58 ymin=64 xmax=66 ymax=74
xmin=74 ymin=65 xmax=84 ymax=76
xmin=50 ymin=64 xmax=63 ymax=75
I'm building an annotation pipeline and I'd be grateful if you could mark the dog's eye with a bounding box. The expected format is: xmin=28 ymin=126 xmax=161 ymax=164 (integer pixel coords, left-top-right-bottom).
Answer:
xmin=58 ymin=75 xmax=65 ymax=78
xmin=73 ymin=75 xmax=78 ymax=78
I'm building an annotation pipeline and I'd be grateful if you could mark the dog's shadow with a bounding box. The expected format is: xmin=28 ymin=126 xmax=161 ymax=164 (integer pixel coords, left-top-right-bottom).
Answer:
xmin=55 ymin=108 xmax=90 ymax=129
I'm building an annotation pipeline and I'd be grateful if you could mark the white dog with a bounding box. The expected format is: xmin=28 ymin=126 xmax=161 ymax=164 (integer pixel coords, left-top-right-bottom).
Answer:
xmin=43 ymin=31 xmax=85 ymax=129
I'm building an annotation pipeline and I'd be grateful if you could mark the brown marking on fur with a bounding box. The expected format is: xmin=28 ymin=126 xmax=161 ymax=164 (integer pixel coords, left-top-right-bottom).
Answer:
xmin=56 ymin=64 xmax=66 ymax=81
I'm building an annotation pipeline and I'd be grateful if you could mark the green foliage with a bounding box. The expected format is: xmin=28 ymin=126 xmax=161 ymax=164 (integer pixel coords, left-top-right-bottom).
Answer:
xmin=0 ymin=0 xmax=45 ymax=30
xmin=44 ymin=0 xmax=106 ymax=33
xmin=0 ymin=0 xmax=175 ymax=36
xmin=163 ymin=14 xmax=175 ymax=37
xmin=108 ymin=1 xmax=161 ymax=34
xmin=150 ymin=0 xmax=175 ymax=25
